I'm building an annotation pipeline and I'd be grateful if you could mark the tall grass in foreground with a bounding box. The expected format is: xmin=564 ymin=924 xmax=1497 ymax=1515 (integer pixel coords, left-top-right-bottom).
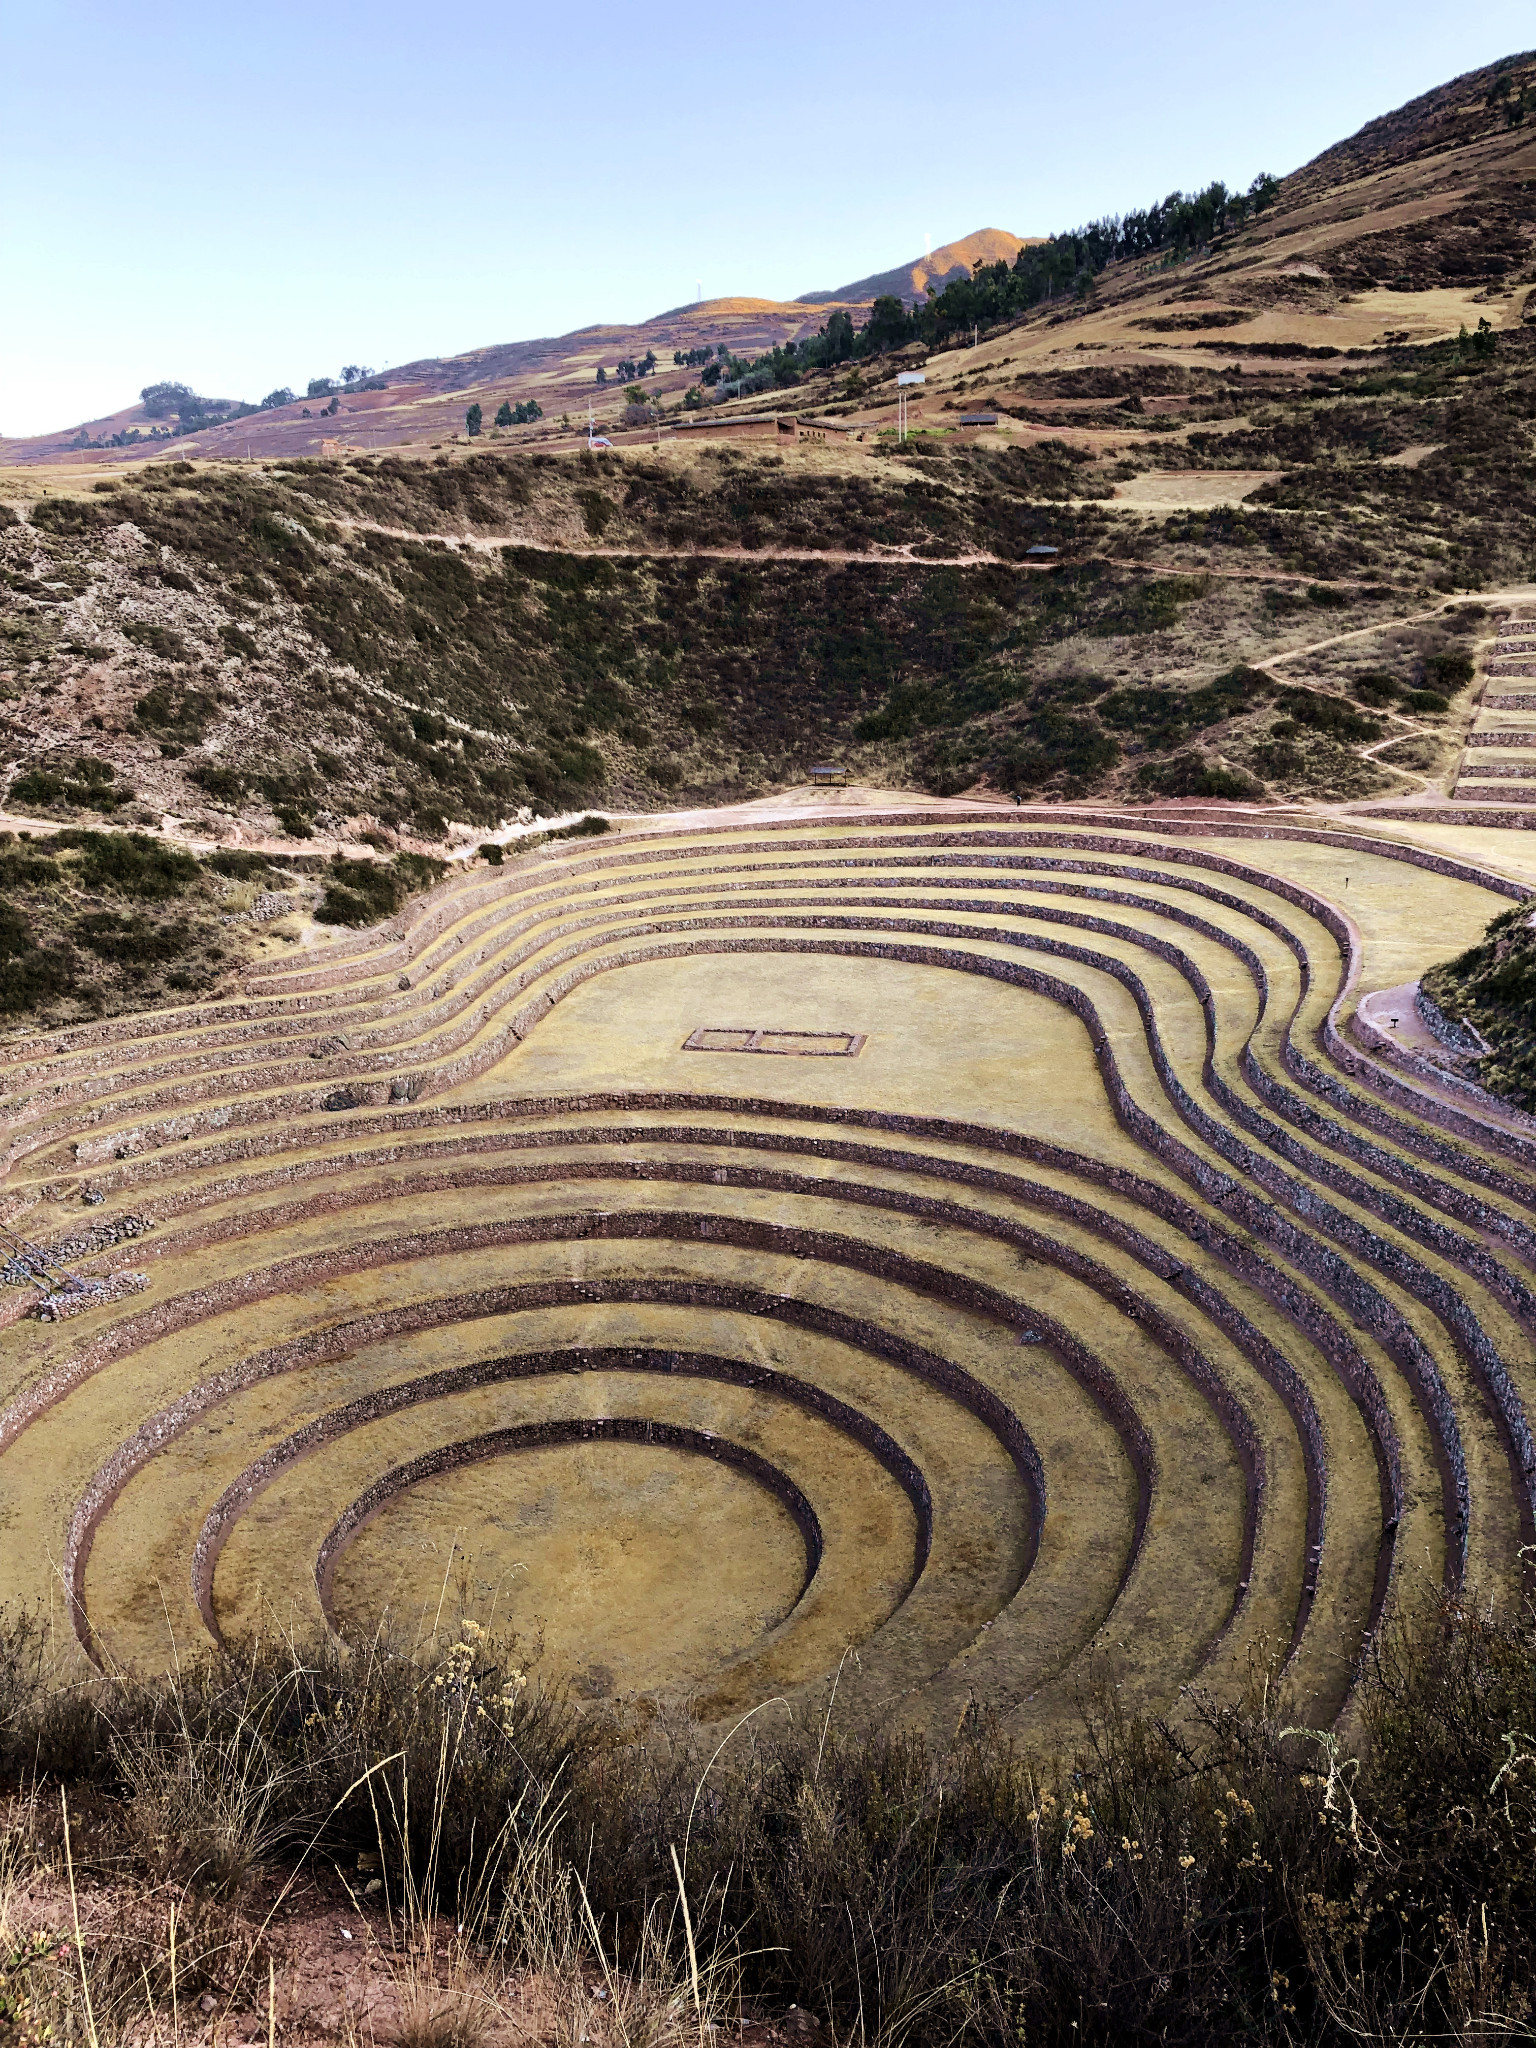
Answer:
xmin=1 ymin=1599 xmax=1534 ymax=2045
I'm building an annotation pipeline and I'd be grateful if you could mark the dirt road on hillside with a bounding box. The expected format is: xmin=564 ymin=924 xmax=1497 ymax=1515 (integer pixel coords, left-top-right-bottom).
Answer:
xmin=328 ymin=516 xmax=1452 ymax=595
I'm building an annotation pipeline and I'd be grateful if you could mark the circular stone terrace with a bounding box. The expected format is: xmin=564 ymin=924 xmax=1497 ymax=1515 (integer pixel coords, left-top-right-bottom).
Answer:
xmin=3 ymin=793 xmax=1535 ymax=1737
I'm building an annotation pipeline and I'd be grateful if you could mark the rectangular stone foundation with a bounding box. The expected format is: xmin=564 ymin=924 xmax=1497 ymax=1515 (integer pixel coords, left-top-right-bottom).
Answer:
xmin=683 ymin=1027 xmax=868 ymax=1057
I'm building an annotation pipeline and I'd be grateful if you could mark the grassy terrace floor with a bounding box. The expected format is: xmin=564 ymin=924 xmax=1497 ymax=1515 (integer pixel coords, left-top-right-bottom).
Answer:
xmin=3 ymin=804 xmax=1533 ymax=1739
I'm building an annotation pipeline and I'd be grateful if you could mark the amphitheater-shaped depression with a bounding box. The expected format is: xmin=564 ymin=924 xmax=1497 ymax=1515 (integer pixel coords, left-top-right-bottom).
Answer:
xmin=3 ymin=808 xmax=1535 ymax=1735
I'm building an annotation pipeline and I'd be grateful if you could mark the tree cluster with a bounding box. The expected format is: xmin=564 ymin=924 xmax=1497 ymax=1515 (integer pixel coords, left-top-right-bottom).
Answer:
xmin=129 ymin=362 xmax=381 ymax=440
xmin=1455 ymin=316 xmax=1498 ymax=363
xmin=911 ymin=174 xmax=1280 ymax=344
xmin=601 ymin=351 xmax=658 ymax=384
xmin=1487 ymin=63 xmax=1535 ymax=127
xmin=71 ymin=422 xmax=173 ymax=451
xmin=137 ymin=381 xmax=253 ymax=435
xmin=709 ymin=168 xmax=1285 ymax=395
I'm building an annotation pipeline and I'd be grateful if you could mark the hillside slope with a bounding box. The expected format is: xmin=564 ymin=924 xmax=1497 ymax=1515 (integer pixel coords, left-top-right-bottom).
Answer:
xmin=795 ymin=228 xmax=1033 ymax=308
xmin=1285 ymin=47 xmax=1536 ymax=200
xmin=9 ymin=50 xmax=1536 ymax=471
xmin=4 ymin=233 xmax=1020 ymax=468
xmin=0 ymin=51 xmax=1534 ymax=1038
xmin=1 ymin=292 xmax=863 ymax=468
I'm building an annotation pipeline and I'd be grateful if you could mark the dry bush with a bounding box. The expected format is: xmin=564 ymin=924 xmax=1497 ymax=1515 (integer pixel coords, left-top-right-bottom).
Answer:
xmin=0 ymin=1604 xmax=1532 ymax=2044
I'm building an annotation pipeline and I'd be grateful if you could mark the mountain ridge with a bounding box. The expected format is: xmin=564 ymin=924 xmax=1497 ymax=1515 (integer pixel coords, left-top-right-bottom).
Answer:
xmin=2 ymin=233 xmax=1019 ymax=464
xmin=794 ymin=227 xmax=1035 ymax=308
xmin=4 ymin=46 xmax=1533 ymax=473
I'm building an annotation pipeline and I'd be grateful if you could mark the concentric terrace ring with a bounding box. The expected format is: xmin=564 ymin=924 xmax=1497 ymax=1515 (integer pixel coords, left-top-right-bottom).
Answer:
xmin=3 ymin=809 xmax=1532 ymax=1734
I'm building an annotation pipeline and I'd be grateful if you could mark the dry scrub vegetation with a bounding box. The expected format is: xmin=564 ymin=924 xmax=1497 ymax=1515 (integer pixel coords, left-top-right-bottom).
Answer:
xmin=0 ymin=830 xmax=450 ymax=1033
xmin=0 ymin=312 xmax=1525 ymax=850
xmin=1423 ymin=902 xmax=1536 ymax=1110
xmin=1 ymin=1600 xmax=1534 ymax=2048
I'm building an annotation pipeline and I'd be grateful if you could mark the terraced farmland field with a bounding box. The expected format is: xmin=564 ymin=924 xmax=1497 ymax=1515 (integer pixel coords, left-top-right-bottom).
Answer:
xmin=3 ymin=806 xmax=1534 ymax=1737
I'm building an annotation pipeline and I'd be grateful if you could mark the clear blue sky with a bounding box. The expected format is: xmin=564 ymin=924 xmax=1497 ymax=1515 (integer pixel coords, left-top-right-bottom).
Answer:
xmin=2 ymin=0 xmax=1530 ymax=438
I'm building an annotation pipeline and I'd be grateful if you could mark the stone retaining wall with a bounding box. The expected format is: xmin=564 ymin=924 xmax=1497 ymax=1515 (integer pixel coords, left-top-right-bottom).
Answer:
xmin=60 ymin=1250 xmax=1070 ymax=1664
xmin=196 ymin=1345 xmax=936 ymax=1645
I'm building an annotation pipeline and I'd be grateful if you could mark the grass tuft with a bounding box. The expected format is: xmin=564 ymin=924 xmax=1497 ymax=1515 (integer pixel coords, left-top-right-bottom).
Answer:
xmin=0 ymin=1600 xmax=1532 ymax=2042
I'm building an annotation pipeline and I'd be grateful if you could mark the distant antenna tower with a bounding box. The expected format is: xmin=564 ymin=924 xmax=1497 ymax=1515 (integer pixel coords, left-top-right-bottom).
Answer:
xmin=925 ymin=233 xmax=932 ymax=257
xmin=696 ymin=279 xmax=703 ymax=302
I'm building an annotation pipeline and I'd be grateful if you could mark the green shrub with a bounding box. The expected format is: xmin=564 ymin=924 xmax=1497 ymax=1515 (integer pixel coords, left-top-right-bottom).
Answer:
xmin=249 ymin=512 xmax=312 ymax=564
xmin=135 ymin=683 xmax=219 ymax=743
xmin=313 ymin=853 xmax=443 ymax=926
xmin=311 ymin=886 xmax=377 ymax=925
xmin=0 ymin=902 xmax=36 ymax=960
xmin=123 ymin=620 xmax=188 ymax=661
xmin=205 ymin=849 xmax=271 ymax=879
xmin=1425 ymin=649 xmax=1475 ymax=693
xmin=9 ymin=765 xmax=133 ymax=813
xmin=1350 ymin=669 xmax=1400 ymax=706
xmin=0 ymin=902 xmax=77 ymax=1013
xmin=1090 ymin=574 xmax=1207 ymax=637
xmin=188 ymin=763 xmax=246 ymax=803
xmin=0 ymin=944 xmax=77 ymax=1013
xmin=30 ymin=496 xmax=109 ymax=534
xmin=219 ymin=623 xmax=257 ymax=658
xmin=1250 ymin=739 xmax=1307 ymax=778
xmin=394 ymin=851 xmax=446 ymax=888
xmin=854 ymin=685 xmax=940 ymax=741
xmin=1094 ymin=672 xmax=1264 ymax=753
xmin=1201 ymin=663 xmax=1273 ymax=708
xmin=0 ymin=844 xmax=58 ymax=889
xmin=313 ymin=855 xmax=398 ymax=924
xmin=74 ymin=912 xmax=190 ymax=963
xmin=995 ymin=713 xmax=1119 ymax=794
xmin=576 ymin=489 xmax=615 ymax=538
xmin=55 ymin=831 xmax=199 ymax=899
xmin=478 ymin=842 xmax=504 ymax=865
xmin=8 ymin=769 xmax=65 ymax=808
xmin=1137 ymin=751 xmax=1264 ymax=799
xmin=1278 ymin=691 xmax=1383 ymax=742
xmin=545 ymin=815 xmax=611 ymax=840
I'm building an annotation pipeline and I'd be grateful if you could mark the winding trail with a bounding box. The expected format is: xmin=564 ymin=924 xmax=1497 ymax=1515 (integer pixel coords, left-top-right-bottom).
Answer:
xmin=1264 ymin=594 xmax=1536 ymax=668
xmin=328 ymin=520 xmax=1530 ymax=624
xmin=330 ymin=516 xmax=1008 ymax=572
